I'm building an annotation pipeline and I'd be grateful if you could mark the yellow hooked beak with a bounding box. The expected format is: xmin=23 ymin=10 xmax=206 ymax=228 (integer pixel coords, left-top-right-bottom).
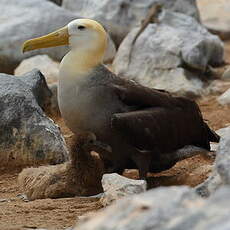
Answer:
xmin=22 ymin=26 xmax=69 ymax=53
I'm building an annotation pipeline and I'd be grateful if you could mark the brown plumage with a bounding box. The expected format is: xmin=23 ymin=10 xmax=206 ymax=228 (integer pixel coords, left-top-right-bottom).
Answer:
xmin=18 ymin=132 xmax=109 ymax=200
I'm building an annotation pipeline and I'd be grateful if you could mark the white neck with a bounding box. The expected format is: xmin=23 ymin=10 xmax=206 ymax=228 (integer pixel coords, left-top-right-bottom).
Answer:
xmin=59 ymin=46 xmax=105 ymax=80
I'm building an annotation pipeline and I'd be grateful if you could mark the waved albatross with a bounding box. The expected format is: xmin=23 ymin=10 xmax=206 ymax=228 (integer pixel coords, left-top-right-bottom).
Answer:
xmin=22 ymin=19 xmax=219 ymax=179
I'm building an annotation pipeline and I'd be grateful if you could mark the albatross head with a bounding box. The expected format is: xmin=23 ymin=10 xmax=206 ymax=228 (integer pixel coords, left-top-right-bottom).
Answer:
xmin=22 ymin=19 xmax=108 ymax=68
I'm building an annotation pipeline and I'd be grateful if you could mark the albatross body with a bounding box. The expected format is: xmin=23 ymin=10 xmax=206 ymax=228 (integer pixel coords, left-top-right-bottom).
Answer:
xmin=23 ymin=19 xmax=220 ymax=178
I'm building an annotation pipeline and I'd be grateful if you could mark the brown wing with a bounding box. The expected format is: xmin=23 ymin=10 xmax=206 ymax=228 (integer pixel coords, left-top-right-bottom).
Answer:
xmin=111 ymin=106 xmax=211 ymax=154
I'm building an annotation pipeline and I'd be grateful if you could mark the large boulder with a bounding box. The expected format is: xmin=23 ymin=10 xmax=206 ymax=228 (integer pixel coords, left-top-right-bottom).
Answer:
xmin=0 ymin=0 xmax=115 ymax=74
xmin=113 ymin=10 xmax=224 ymax=97
xmin=75 ymin=186 xmax=230 ymax=230
xmin=62 ymin=0 xmax=200 ymax=45
xmin=0 ymin=69 xmax=68 ymax=166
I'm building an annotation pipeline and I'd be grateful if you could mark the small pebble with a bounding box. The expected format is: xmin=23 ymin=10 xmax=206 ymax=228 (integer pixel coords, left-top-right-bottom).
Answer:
xmin=17 ymin=193 xmax=29 ymax=202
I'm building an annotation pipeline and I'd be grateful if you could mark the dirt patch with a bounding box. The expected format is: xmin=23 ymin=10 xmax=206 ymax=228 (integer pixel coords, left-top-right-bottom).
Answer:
xmin=198 ymin=96 xmax=230 ymax=130
xmin=0 ymin=168 xmax=102 ymax=230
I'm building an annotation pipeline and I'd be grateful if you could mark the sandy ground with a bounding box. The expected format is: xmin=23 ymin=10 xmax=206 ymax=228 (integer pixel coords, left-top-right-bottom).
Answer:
xmin=0 ymin=38 xmax=230 ymax=230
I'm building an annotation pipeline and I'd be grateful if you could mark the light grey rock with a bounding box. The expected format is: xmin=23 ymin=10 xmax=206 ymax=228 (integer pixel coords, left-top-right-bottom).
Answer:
xmin=222 ymin=67 xmax=230 ymax=80
xmin=217 ymin=88 xmax=230 ymax=106
xmin=0 ymin=0 xmax=115 ymax=73
xmin=197 ymin=0 xmax=230 ymax=40
xmin=100 ymin=173 xmax=146 ymax=206
xmin=63 ymin=0 xmax=200 ymax=45
xmin=113 ymin=10 xmax=223 ymax=97
xmin=15 ymin=55 xmax=59 ymax=84
xmin=75 ymin=186 xmax=230 ymax=230
xmin=0 ymin=69 xmax=68 ymax=166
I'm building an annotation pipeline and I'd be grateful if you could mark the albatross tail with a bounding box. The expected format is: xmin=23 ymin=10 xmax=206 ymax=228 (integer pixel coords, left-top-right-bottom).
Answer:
xmin=204 ymin=122 xmax=220 ymax=143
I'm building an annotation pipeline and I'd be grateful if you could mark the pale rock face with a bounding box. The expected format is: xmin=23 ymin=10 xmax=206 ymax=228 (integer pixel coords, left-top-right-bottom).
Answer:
xmin=75 ymin=186 xmax=230 ymax=230
xmin=113 ymin=10 xmax=223 ymax=97
xmin=15 ymin=55 xmax=59 ymax=84
xmin=62 ymin=0 xmax=200 ymax=45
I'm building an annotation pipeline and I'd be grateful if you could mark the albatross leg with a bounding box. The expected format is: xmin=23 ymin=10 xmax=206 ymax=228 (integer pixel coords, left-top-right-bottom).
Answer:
xmin=131 ymin=152 xmax=152 ymax=180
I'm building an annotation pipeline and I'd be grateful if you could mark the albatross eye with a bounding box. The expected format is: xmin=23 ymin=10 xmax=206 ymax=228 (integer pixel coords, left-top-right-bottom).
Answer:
xmin=78 ymin=25 xmax=86 ymax=30
xmin=88 ymin=139 xmax=94 ymax=144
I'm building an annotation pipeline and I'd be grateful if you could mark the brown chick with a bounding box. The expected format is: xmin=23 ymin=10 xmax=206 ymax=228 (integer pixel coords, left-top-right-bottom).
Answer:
xmin=18 ymin=132 xmax=111 ymax=200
